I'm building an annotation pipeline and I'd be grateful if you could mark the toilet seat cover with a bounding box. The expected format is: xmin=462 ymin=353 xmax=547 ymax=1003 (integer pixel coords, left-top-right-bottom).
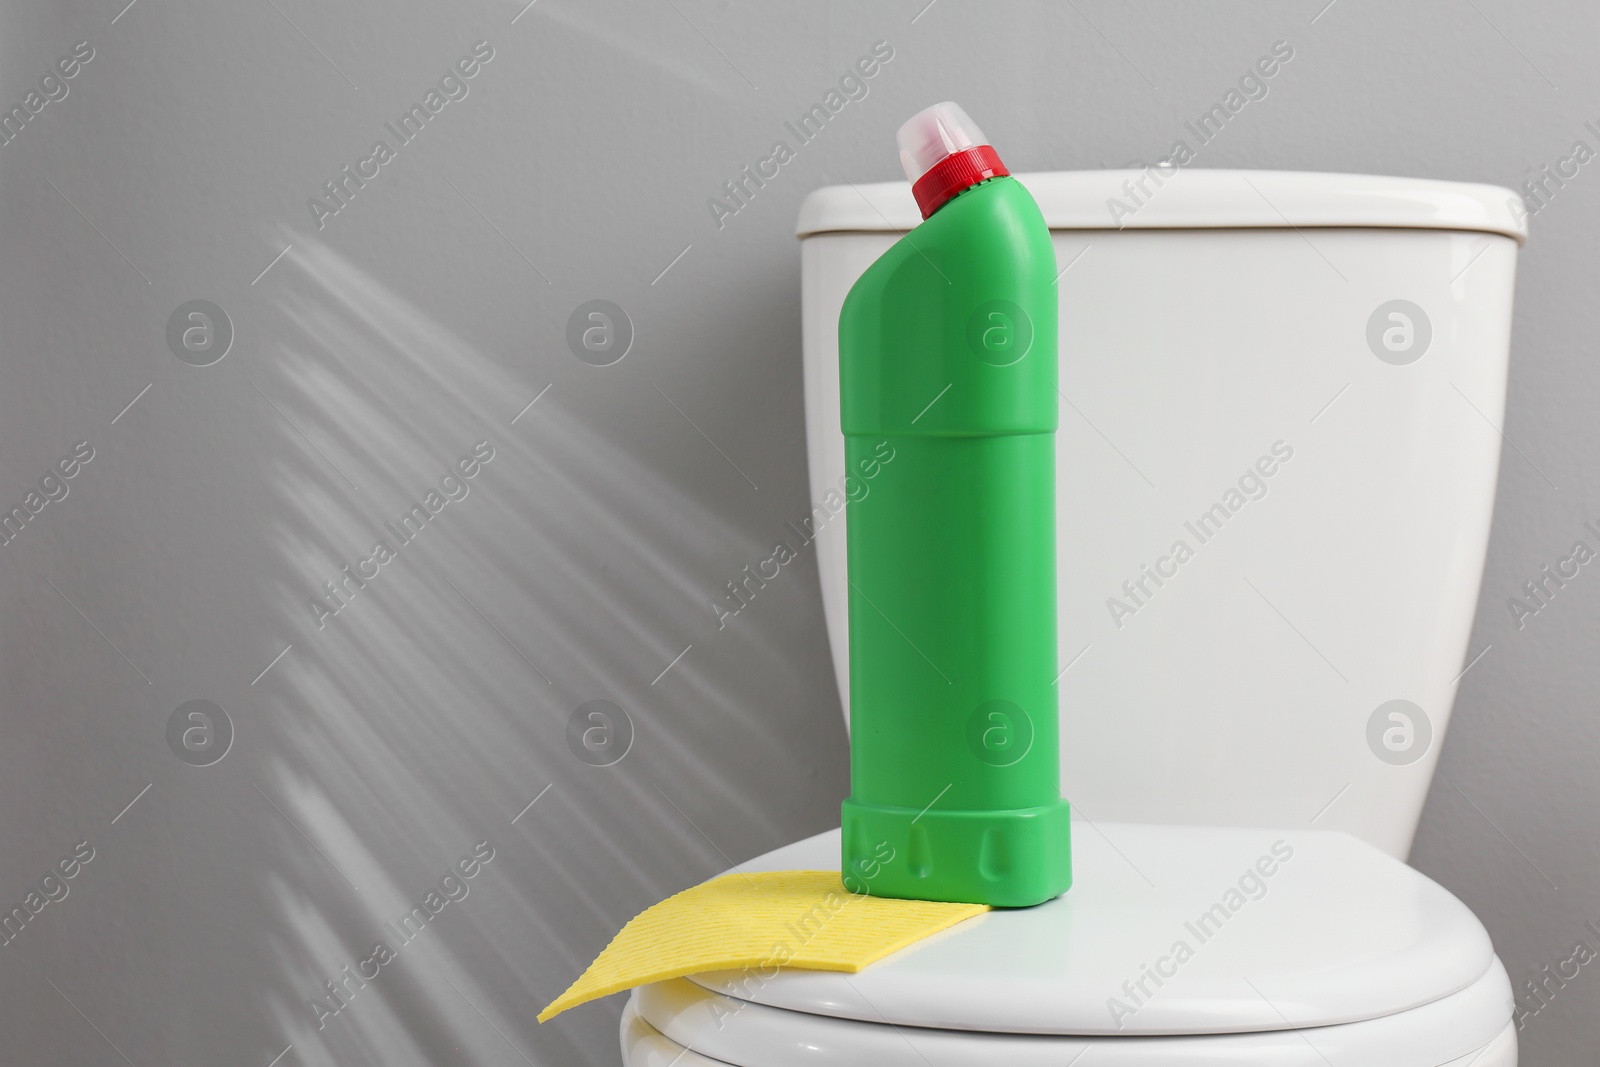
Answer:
xmin=635 ymin=961 xmax=1514 ymax=1067
xmin=685 ymin=822 xmax=1493 ymax=1036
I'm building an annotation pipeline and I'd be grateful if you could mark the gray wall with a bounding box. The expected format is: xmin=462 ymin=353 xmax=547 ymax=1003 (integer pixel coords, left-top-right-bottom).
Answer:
xmin=0 ymin=0 xmax=1593 ymax=1063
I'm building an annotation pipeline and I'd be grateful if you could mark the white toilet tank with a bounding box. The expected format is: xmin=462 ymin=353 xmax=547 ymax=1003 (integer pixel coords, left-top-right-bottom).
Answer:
xmin=798 ymin=170 xmax=1524 ymax=858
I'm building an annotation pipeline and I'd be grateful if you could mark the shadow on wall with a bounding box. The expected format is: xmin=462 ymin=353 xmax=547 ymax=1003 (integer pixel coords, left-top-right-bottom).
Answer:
xmin=243 ymin=238 xmax=829 ymax=1065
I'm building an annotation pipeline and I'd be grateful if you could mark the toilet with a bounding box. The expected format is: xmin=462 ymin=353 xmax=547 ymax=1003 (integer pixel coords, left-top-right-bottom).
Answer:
xmin=623 ymin=170 xmax=1527 ymax=1065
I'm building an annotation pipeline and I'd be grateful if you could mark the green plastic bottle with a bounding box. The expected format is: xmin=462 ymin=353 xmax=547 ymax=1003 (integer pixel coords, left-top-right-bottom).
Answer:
xmin=839 ymin=102 xmax=1071 ymax=908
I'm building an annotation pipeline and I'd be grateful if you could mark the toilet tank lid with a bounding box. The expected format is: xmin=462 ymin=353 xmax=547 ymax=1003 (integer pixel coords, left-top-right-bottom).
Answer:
xmin=796 ymin=169 xmax=1527 ymax=242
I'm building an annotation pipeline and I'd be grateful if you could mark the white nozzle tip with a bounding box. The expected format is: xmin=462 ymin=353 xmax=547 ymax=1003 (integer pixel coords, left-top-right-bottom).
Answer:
xmin=896 ymin=101 xmax=989 ymax=184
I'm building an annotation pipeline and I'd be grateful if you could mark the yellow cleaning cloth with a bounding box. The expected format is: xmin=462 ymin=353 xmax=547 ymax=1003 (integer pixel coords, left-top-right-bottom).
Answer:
xmin=538 ymin=870 xmax=988 ymax=1021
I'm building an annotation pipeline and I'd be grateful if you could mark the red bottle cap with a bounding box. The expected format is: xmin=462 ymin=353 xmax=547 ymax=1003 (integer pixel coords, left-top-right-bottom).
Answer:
xmin=897 ymin=102 xmax=1011 ymax=219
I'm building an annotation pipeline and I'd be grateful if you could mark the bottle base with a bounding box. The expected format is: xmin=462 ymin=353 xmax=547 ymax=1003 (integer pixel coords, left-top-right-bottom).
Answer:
xmin=841 ymin=797 xmax=1072 ymax=908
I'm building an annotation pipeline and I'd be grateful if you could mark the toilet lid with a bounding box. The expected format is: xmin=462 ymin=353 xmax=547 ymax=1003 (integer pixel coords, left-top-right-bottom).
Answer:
xmin=682 ymin=822 xmax=1494 ymax=1036
xmin=631 ymin=960 xmax=1515 ymax=1067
